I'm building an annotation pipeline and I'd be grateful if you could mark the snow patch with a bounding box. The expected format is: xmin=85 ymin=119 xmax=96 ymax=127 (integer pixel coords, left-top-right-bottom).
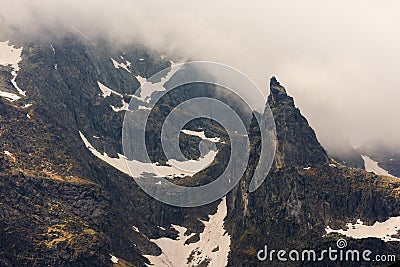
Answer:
xmin=110 ymin=254 xmax=119 ymax=264
xmin=329 ymin=163 xmax=337 ymax=168
xmin=10 ymin=71 xmax=25 ymax=96
xmin=362 ymin=155 xmax=395 ymax=177
xmin=0 ymin=41 xmax=22 ymax=70
xmin=79 ymin=131 xmax=217 ymax=178
xmin=22 ymin=103 xmax=33 ymax=108
xmin=144 ymin=198 xmax=231 ymax=267
xmin=135 ymin=60 xmax=184 ymax=103
xmin=0 ymin=41 xmax=25 ymax=96
xmin=80 ymin=131 xmax=130 ymax=174
xmin=325 ymin=217 xmax=400 ymax=242
xmin=97 ymin=81 xmax=131 ymax=113
xmin=27 ymin=114 xmax=31 ymax=119
xmin=181 ymin=130 xmax=221 ymax=143
xmin=110 ymin=100 xmax=129 ymax=112
xmin=4 ymin=151 xmax=11 ymax=156
xmin=111 ymin=58 xmax=131 ymax=73
xmin=97 ymin=81 xmax=122 ymax=98
xmin=167 ymin=150 xmax=217 ymax=174
xmin=135 ymin=75 xmax=147 ymax=87
xmin=0 ymin=90 xmax=21 ymax=101
xmin=132 ymin=226 xmax=140 ymax=233
xmin=303 ymin=167 xmax=311 ymax=170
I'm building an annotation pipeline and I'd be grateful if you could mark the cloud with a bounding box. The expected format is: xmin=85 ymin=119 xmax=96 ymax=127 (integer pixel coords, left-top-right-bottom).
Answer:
xmin=1 ymin=0 xmax=400 ymax=148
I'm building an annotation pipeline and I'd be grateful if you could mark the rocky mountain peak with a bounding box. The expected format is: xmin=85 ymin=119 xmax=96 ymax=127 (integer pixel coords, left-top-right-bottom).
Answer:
xmin=268 ymin=76 xmax=294 ymax=107
xmin=270 ymin=76 xmax=285 ymax=92
xmin=267 ymin=77 xmax=328 ymax=168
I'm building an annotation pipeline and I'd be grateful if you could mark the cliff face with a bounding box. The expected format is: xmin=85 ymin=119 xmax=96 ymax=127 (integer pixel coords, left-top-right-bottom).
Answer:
xmin=268 ymin=77 xmax=329 ymax=168
xmin=1 ymin=34 xmax=400 ymax=267
xmin=269 ymin=77 xmax=365 ymax=170
xmin=0 ymin=35 xmax=219 ymax=266
xmin=225 ymin=78 xmax=400 ymax=266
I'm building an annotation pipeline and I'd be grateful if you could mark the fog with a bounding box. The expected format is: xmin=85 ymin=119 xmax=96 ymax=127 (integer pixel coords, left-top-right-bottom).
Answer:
xmin=1 ymin=0 xmax=400 ymax=149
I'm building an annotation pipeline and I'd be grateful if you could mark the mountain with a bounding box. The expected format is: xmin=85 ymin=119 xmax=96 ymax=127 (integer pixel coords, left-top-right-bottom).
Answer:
xmin=225 ymin=78 xmax=400 ymax=266
xmin=268 ymin=77 xmax=329 ymax=168
xmin=0 ymin=34 xmax=219 ymax=266
xmin=1 ymin=34 xmax=400 ymax=266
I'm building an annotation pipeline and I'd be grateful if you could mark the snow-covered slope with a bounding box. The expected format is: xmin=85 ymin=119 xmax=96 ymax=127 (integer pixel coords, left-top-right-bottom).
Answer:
xmin=0 ymin=41 xmax=25 ymax=96
xmin=79 ymin=131 xmax=218 ymax=178
xmin=144 ymin=198 xmax=231 ymax=267
xmin=362 ymin=155 xmax=395 ymax=177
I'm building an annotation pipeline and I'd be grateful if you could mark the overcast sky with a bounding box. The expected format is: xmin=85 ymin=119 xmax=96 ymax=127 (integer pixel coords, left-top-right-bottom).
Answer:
xmin=1 ymin=0 xmax=399 ymax=148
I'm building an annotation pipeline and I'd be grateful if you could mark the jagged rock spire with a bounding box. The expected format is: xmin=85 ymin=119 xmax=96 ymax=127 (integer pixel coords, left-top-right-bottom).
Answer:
xmin=267 ymin=77 xmax=328 ymax=168
xmin=270 ymin=76 xmax=285 ymax=93
xmin=268 ymin=77 xmax=294 ymax=107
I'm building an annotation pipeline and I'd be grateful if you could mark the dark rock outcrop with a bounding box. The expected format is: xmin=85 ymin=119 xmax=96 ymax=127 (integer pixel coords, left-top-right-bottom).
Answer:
xmin=225 ymin=78 xmax=400 ymax=266
xmin=268 ymin=77 xmax=329 ymax=168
